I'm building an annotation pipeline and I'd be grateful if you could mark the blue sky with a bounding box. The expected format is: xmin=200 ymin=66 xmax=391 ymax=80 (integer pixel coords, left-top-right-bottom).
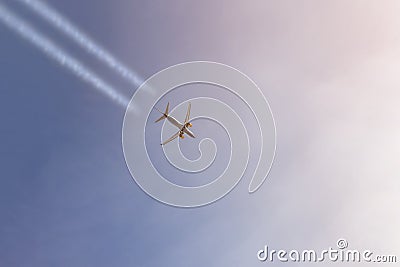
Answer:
xmin=1 ymin=0 xmax=400 ymax=266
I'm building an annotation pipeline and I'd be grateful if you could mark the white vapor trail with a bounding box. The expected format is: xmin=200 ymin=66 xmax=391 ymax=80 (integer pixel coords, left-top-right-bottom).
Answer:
xmin=17 ymin=0 xmax=143 ymax=87
xmin=0 ymin=3 xmax=129 ymax=107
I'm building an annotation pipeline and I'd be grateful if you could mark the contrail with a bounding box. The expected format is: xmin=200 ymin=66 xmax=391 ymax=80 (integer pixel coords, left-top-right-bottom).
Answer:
xmin=17 ymin=0 xmax=143 ymax=87
xmin=0 ymin=3 xmax=129 ymax=107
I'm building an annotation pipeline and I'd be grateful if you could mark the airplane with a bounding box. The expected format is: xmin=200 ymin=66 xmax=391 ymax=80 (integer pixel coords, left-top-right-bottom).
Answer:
xmin=155 ymin=102 xmax=195 ymax=145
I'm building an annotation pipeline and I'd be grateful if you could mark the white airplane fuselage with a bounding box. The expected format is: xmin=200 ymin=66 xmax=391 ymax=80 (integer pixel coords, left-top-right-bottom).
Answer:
xmin=166 ymin=116 xmax=195 ymax=138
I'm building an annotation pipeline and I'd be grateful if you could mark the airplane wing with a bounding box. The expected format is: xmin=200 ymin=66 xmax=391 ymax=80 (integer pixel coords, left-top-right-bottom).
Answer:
xmin=161 ymin=131 xmax=180 ymax=146
xmin=184 ymin=102 xmax=191 ymax=124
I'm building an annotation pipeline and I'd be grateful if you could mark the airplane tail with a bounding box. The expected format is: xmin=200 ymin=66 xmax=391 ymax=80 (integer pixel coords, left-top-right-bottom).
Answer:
xmin=155 ymin=102 xmax=169 ymax=123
